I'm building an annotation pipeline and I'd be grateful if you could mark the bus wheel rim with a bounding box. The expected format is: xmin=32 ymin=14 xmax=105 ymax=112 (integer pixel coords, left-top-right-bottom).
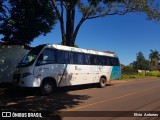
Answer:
xmin=44 ymin=84 xmax=52 ymax=93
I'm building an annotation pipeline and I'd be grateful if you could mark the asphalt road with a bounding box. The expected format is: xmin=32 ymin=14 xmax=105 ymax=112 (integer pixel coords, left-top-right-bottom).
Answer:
xmin=0 ymin=78 xmax=160 ymax=120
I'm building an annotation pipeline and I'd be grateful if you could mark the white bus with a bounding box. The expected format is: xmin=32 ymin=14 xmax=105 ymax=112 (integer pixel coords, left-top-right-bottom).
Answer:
xmin=13 ymin=44 xmax=120 ymax=95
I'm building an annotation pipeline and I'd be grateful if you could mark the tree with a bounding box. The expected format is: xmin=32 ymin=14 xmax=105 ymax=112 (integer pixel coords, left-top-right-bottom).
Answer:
xmin=50 ymin=0 xmax=160 ymax=46
xmin=1 ymin=0 xmax=160 ymax=46
xmin=0 ymin=0 xmax=56 ymax=45
xmin=0 ymin=0 xmax=8 ymax=22
xmin=121 ymin=65 xmax=137 ymax=75
xmin=149 ymin=49 xmax=160 ymax=70
xmin=133 ymin=52 xmax=150 ymax=70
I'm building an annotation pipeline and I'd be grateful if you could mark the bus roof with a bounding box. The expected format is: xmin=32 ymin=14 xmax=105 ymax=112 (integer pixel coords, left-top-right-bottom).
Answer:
xmin=44 ymin=44 xmax=117 ymax=57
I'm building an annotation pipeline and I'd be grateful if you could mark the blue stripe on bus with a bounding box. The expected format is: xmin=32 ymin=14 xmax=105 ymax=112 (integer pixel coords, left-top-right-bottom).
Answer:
xmin=110 ymin=66 xmax=121 ymax=80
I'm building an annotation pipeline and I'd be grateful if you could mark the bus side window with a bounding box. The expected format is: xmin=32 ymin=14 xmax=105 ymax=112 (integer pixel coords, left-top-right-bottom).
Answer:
xmin=97 ymin=56 xmax=105 ymax=65
xmin=69 ymin=52 xmax=85 ymax=65
xmin=114 ymin=58 xmax=120 ymax=66
xmin=117 ymin=58 xmax=120 ymax=66
xmin=37 ymin=48 xmax=56 ymax=65
xmin=109 ymin=57 xmax=113 ymax=66
xmin=90 ymin=55 xmax=97 ymax=65
xmin=56 ymin=50 xmax=69 ymax=64
xmin=84 ymin=54 xmax=90 ymax=65
xmin=109 ymin=57 xmax=120 ymax=66
xmin=105 ymin=57 xmax=111 ymax=66
xmin=77 ymin=53 xmax=85 ymax=64
xmin=69 ymin=52 xmax=78 ymax=64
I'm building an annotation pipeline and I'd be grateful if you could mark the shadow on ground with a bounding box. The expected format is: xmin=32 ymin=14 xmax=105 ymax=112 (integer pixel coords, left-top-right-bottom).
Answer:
xmin=0 ymin=84 xmax=97 ymax=119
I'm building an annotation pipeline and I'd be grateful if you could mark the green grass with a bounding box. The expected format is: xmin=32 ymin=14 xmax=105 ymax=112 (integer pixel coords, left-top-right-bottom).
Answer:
xmin=147 ymin=71 xmax=160 ymax=77
xmin=121 ymin=74 xmax=158 ymax=80
xmin=121 ymin=71 xmax=160 ymax=80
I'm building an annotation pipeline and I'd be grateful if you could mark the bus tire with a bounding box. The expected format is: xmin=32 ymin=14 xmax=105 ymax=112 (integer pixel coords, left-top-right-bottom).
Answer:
xmin=41 ymin=80 xmax=56 ymax=96
xmin=99 ymin=77 xmax=106 ymax=88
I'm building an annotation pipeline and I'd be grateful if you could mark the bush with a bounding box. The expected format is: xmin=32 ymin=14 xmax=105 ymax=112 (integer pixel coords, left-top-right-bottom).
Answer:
xmin=121 ymin=75 xmax=130 ymax=79
xmin=147 ymin=71 xmax=160 ymax=77
xmin=121 ymin=75 xmax=136 ymax=79
xmin=121 ymin=66 xmax=137 ymax=75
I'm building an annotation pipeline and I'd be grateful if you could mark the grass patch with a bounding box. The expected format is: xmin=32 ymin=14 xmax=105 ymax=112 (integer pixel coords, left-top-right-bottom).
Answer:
xmin=121 ymin=71 xmax=160 ymax=80
xmin=121 ymin=74 xmax=157 ymax=80
xmin=147 ymin=71 xmax=160 ymax=77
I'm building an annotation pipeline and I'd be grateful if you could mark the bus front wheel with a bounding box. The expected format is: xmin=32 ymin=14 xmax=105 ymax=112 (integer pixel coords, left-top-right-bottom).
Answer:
xmin=41 ymin=80 xmax=56 ymax=95
xmin=99 ymin=77 xmax=106 ymax=88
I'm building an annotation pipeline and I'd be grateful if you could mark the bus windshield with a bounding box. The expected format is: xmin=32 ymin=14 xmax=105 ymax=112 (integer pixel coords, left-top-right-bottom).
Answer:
xmin=18 ymin=45 xmax=45 ymax=67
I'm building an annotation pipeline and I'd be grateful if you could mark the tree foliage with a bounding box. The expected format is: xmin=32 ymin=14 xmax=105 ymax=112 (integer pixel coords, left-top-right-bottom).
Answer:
xmin=0 ymin=0 xmax=56 ymax=45
xmin=0 ymin=0 xmax=8 ymax=22
xmin=0 ymin=0 xmax=160 ymax=46
xmin=149 ymin=49 xmax=160 ymax=70
xmin=121 ymin=65 xmax=137 ymax=75
xmin=50 ymin=0 xmax=160 ymax=46
xmin=132 ymin=52 xmax=150 ymax=70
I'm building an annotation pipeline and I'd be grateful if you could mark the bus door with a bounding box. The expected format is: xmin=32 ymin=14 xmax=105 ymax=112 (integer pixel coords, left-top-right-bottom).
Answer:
xmin=34 ymin=48 xmax=61 ymax=86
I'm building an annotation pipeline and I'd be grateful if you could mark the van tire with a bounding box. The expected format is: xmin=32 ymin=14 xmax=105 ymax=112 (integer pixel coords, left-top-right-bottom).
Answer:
xmin=99 ymin=77 xmax=106 ymax=88
xmin=41 ymin=80 xmax=56 ymax=96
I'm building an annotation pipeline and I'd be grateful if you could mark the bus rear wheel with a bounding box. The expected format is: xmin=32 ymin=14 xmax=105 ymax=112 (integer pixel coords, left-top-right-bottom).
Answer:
xmin=99 ymin=77 xmax=106 ymax=88
xmin=41 ymin=80 xmax=56 ymax=96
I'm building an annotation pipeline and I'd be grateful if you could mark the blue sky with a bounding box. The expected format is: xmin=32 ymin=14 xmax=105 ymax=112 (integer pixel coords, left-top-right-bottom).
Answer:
xmin=32 ymin=13 xmax=160 ymax=65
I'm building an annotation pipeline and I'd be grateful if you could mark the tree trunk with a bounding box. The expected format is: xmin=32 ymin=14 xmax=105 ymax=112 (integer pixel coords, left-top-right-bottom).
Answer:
xmin=61 ymin=2 xmax=85 ymax=47
xmin=65 ymin=4 xmax=75 ymax=47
